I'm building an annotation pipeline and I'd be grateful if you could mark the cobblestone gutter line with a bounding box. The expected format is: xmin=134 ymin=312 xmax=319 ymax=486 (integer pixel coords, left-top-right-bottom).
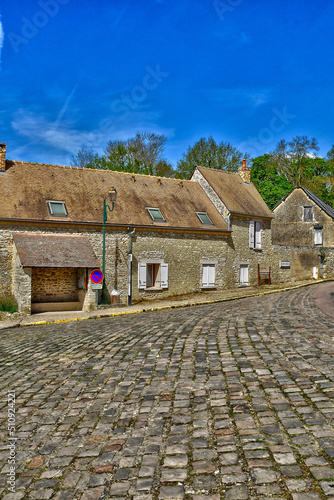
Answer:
xmin=20 ymin=278 xmax=332 ymax=328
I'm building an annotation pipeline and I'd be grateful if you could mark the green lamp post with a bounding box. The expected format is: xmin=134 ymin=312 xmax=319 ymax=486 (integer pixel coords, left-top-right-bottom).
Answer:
xmin=101 ymin=187 xmax=117 ymax=304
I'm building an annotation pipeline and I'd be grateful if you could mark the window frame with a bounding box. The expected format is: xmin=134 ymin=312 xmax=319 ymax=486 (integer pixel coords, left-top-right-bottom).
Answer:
xmin=146 ymin=207 xmax=166 ymax=223
xmin=249 ymin=220 xmax=261 ymax=249
xmin=195 ymin=212 xmax=214 ymax=226
xmin=303 ymin=206 xmax=313 ymax=222
xmin=201 ymin=263 xmax=216 ymax=288
xmin=314 ymin=226 xmax=323 ymax=246
xmin=47 ymin=200 xmax=68 ymax=217
xmin=138 ymin=261 xmax=168 ymax=290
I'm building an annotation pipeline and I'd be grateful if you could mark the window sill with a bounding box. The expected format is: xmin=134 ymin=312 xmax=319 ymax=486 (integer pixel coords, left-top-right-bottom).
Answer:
xmin=144 ymin=287 xmax=163 ymax=292
xmin=201 ymin=287 xmax=217 ymax=290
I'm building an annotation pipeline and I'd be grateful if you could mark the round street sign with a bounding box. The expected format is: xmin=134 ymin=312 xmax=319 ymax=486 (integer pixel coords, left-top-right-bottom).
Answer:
xmin=90 ymin=269 xmax=104 ymax=284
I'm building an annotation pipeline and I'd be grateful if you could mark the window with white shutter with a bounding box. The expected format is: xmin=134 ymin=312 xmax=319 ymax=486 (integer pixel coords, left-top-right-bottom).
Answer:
xmin=202 ymin=264 xmax=216 ymax=288
xmin=138 ymin=261 xmax=168 ymax=290
xmin=239 ymin=265 xmax=249 ymax=286
xmin=304 ymin=206 xmax=313 ymax=222
xmin=250 ymin=221 xmax=261 ymax=249
xmin=314 ymin=227 xmax=323 ymax=246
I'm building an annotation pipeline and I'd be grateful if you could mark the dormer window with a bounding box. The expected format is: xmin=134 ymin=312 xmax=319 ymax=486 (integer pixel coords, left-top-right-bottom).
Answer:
xmin=146 ymin=208 xmax=166 ymax=223
xmin=196 ymin=212 xmax=213 ymax=225
xmin=47 ymin=201 xmax=68 ymax=217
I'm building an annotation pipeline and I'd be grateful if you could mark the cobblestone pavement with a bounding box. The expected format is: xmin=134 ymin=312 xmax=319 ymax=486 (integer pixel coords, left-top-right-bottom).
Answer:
xmin=1 ymin=284 xmax=334 ymax=500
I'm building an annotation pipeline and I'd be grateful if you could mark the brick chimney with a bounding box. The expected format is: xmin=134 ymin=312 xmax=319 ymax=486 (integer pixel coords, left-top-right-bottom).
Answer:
xmin=238 ymin=158 xmax=251 ymax=183
xmin=0 ymin=143 xmax=7 ymax=172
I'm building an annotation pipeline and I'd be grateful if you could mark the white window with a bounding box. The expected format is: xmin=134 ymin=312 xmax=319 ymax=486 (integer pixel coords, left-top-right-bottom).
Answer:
xmin=138 ymin=262 xmax=168 ymax=290
xmin=47 ymin=200 xmax=68 ymax=217
xmin=196 ymin=212 xmax=214 ymax=226
xmin=239 ymin=265 xmax=249 ymax=286
xmin=314 ymin=227 xmax=323 ymax=246
xmin=304 ymin=206 xmax=313 ymax=222
xmin=202 ymin=264 xmax=215 ymax=288
xmin=146 ymin=208 xmax=166 ymax=223
xmin=249 ymin=220 xmax=261 ymax=249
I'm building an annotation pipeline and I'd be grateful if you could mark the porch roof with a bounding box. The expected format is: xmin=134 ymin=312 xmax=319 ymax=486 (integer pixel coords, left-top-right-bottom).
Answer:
xmin=13 ymin=233 xmax=100 ymax=268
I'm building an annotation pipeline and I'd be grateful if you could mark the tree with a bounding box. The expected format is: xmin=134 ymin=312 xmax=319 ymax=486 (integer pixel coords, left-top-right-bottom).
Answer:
xmin=71 ymin=132 xmax=175 ymax=176
xmin=175 ymin=136 xmax=247 ymax=179
xmin=250 ymin=154 xmax=293 ymax=209
xmin=271 ymin=135 xmax=320 ymax=185
xmin=71 ymin=147 xmax=100 ymax=169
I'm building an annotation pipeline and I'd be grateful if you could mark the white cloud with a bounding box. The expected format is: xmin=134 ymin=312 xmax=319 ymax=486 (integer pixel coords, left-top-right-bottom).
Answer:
xmin=206 ymin=87 xmax=272 ymax=108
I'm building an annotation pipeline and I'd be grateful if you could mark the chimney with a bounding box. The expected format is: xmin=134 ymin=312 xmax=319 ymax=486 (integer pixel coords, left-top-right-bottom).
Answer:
xmin=0 ymin=143 xmax=7 ymax=172
xmin=238 ymin=158 xmax=251 ymax=183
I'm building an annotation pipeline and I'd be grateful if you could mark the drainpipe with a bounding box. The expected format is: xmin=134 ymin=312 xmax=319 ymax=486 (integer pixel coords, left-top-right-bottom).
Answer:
xmin=227 ymin=212 xmax=231 ymax=231
xmin=127 ymin=228 xmax=135 ymax=306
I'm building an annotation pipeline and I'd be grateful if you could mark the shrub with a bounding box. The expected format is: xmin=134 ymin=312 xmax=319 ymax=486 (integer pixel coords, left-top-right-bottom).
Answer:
xmin=0 ymin=295 xmax=18 ymax=314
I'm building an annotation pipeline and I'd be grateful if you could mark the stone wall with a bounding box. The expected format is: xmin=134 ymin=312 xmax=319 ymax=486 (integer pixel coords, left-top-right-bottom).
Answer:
xmin=31 ymin=267 xmax=78 ymax=303
xmin=12 ymin=245 xmax=31 ymax=314
xmin=0 ymin=229 xmax=14 ymax=297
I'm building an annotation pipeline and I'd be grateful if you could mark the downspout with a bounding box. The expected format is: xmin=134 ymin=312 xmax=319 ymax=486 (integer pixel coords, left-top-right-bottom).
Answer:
xmin=127 ymin=228 xmax=135 ymax=306
xmin=227 ymin=211 xmax=231 ymax=231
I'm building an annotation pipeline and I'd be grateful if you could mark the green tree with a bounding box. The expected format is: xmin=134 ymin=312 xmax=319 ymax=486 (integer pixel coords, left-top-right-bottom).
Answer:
xmin=175 ymin=136 xmax=247 ymax=179
xmin=271 ymin=135 xmax=319 ymax=185
xmin=250 ymin=154 xmax=293 ymax=209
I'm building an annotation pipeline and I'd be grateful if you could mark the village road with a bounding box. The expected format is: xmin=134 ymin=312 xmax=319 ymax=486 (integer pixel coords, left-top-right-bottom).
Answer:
xmin=1 ymin=284 xmax=334 ymax=499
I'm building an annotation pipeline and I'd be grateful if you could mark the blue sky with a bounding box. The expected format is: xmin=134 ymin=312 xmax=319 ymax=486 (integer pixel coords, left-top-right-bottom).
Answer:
xmin=1 ymin=0 xmax=334 ymax=168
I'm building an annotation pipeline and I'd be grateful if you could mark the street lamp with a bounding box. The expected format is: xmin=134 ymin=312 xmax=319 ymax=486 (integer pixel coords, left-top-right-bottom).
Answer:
xmin=101 ymin=187 xmax=117 ymax=304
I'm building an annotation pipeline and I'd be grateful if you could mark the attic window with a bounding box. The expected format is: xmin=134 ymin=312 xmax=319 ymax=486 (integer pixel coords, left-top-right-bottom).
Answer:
xmin=303 ymin=206 xmax=313 ymax=222
xmin=196 ymin=212 xmax=213 ymax=225
xmin=146 ymin=207 xmax=166 ymax=223
xmin=47 ymin=201 xmax=68 ymax=217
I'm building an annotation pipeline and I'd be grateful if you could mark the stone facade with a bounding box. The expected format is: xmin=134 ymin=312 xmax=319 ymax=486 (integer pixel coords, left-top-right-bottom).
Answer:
xmin=272 ymin=187 xmax=334 ymax=280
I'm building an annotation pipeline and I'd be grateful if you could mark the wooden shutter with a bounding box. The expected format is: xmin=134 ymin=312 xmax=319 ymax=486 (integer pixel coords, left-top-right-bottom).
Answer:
xmin=138 ymin=263 xmax=147 ymax=289
xmin=249 ymin=221 xmax=255 ymax=248
xmin=255 ymin=222 xmax=261 ymax=249
xmin=314 ymin=228 xmax=323 ymax=246
xmin=161 ymin=263 xmax=168 ymax=288
xmin=202 ymin=265 xmax=209 ymax=287
xmin=208 ymin=265 xmax=215 ymax=287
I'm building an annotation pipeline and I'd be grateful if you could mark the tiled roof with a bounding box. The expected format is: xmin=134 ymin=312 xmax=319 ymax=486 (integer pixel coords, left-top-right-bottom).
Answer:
xmin=196 ymin=166 xmax=273 ymax=218
xmin=1 ymin=161 xmax=228 ymax=232
xmin=13 ymin=233 xmax=99 ymax=268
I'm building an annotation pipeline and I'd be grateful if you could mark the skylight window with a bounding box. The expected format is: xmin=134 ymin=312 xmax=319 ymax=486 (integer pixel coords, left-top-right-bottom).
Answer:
xmin=146 ymin=208 xmax=166 ymax=223
xmin=196 ymin=212 xmax=213 ymax=225
xmin=47 ymin=201 xmax=68 ymax=217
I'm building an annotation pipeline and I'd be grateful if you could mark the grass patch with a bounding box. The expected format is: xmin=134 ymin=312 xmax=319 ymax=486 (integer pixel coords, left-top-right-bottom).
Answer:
xmin=0 ymin=295 xmax=18 ymax=314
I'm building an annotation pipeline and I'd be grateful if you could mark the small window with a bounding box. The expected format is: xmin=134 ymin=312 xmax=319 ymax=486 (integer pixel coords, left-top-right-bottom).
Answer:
xmin=314 ymin=227 xmax=323 ymax=246
xmin=47 ymin=200 xmax=68 ymax=217
xmin=196 ymin=212 xmax=214 ymax=225
xmin=138 ymin=262 xmax=168 ymax=289
xmin=249 ymin=221 xmax=261 ymax=249
xmin=202 ymin=264 xmax=215 ymax=288
xmin=304 ymin=206 xmax=313 ymax=222
xmin=146 ymin=207 xmax=166 ymax=223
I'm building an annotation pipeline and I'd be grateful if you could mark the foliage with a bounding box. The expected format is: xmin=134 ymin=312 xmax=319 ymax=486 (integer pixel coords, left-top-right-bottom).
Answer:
xmin=175 ymin=136 xmax=247 ymax=179
xmin=72 ymin=133 xmax=175 ymax=177
xmin=250 ymin=154 xmax=293 ymax=209
xmin=270 ymin=135 xmax=320 ymax=185
xmin=0 ymin=295 xmax=18 ymax=314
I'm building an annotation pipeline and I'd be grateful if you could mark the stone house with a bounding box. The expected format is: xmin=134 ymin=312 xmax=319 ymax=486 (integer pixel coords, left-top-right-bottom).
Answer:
xmin=272 ymin=186 xmax=334 ymax=279
xmin=191 ymin=162 xmax=275 ymax=287
xmin=0 ymin=143 xmax=280 ymax=314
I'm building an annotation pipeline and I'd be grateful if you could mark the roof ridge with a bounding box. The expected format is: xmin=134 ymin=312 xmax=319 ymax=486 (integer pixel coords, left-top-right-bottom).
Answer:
xmin=11 ymin=160 xmax=196 ymax=183
xmin=197 ymin=165 xmax=239 ymax=175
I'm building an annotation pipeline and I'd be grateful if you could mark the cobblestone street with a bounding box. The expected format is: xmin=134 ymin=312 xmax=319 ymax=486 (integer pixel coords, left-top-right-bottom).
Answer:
xmin=1 ymin=284 xmax=334 ymax=499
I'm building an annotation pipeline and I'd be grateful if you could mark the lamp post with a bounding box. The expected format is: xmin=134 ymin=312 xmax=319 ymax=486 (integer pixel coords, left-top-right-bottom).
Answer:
xmin=101 ymin=187 xmax=117 ymax=304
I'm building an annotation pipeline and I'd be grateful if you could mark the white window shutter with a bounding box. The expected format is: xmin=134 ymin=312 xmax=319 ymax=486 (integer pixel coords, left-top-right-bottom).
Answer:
xmin=255 ymin=222 xmax=261 ymax=249
xmin=208 ymin=265 xmax=215 ymax=286
xmin=138 ymin=263 xmax=147 ymax=289
xmin=314 ymin=228 xmax=323 ymax=245
xmin=202 ymin=265 xmax=209 ymax=287
xmin=161 ymin=263 xmax=168 ymax=288
xmin=249 ymin=220 xmax=255 ymax=248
